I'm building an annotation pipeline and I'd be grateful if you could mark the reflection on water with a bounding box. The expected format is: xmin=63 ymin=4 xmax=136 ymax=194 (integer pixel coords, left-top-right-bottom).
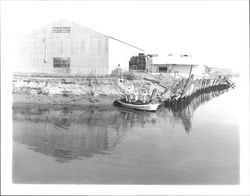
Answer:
xmin=13 ymin=106 xmax=158 ymax=162
xmin=13 ymin=86 xmax=238 ymax=184
xmin=165 ymin=87 xmax=230 ymax=133
xmin=13 ymin=87 xmax=230 ymax=163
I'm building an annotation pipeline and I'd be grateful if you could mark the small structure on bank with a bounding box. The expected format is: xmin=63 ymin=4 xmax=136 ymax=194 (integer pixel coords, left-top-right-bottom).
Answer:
xmin=129 ymin=53 xmax=158 ymax=73
xmin=152 ymin=54 xmax=209 ymax=76
xmin=207 ymin=67 xmax=233 ymax=76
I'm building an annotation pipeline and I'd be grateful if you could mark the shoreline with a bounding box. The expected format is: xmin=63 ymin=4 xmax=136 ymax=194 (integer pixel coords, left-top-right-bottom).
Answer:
xmin=12 ymin=74 xmax=236 ymax=108
xmin=13 ymin=93 xmax=119 ymax=107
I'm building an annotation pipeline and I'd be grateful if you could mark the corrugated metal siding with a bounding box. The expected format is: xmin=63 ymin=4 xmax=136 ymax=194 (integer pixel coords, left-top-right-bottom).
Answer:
xmin=18 ymin=20 xmax=109 ymax=75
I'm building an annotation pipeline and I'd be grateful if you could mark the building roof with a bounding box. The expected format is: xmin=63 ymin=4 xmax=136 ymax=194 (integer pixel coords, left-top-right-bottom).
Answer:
xmin=109 ymin=36 xmax=144 ymax=51
xmin=153 ymin=53 xmax=202 ymax=65
xmin=25 ymin=19 xmax=144 ymax=51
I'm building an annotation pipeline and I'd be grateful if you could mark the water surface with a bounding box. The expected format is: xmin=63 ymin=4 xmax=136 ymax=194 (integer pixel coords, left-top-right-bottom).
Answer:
xmin=13 ymin=86 xmax=239 ymax=184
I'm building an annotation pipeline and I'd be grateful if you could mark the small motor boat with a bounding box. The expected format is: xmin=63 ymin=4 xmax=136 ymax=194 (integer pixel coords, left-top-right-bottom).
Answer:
xmin=116 ymin=100 xmax=160 ymax=111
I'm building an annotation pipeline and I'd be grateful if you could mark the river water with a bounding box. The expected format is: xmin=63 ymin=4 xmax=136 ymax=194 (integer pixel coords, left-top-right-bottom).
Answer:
xmin=13 ymin=85 xmax=239 ymax=184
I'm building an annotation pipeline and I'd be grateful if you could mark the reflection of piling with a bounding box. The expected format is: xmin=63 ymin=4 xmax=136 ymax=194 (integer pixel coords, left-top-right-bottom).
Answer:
xmin=167 ymin=86 xmax=230 ymax=134
xmin=165 ymin=76 xmax=234 ymax=105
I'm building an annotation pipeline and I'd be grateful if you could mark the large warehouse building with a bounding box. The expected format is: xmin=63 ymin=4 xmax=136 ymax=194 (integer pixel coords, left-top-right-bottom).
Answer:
xmin=18 ymin=20 xmax=144 ymax=75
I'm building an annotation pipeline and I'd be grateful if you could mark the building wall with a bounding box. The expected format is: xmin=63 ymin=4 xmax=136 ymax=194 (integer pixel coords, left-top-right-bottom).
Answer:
xmin=170 ymin=64 xmax=194 ymax=74
xmin=18 ymin=20 xmax=109 ymax=75
xmin=209 ymin=67 xmax=232 ymax=75
xmin=169 ymin=64 xmax=205 ymax=76
xmin=108 ymin=38 xmax=143 ymax=74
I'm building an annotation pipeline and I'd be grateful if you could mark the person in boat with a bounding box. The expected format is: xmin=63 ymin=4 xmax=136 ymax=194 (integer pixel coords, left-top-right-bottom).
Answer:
xmin=124 ymin=87 xmax=133 ymax=103
xmin=129 ymin=94 xmax=136 ymax=103
xmin=142 ymin=95 xmax=147 ymax=103
xmin=124 ymin=94 xmax=130 ymax=103
xmin=124 ymin=93 xmax=138 ymax=104
xmin=133 ymin=93 xmax=139 ymax=103
xmin=137 ymin=93 xmax=145 ymax=104
xmin=140 ymin=90 xmax=150 ymax=104
xmin=126 ymin=94 xmax=132 ymax=103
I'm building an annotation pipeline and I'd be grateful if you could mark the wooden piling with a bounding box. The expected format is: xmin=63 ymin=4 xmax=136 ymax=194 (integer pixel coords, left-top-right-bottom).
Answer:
xmin=166 ymin=75 xmax=234 ymax=105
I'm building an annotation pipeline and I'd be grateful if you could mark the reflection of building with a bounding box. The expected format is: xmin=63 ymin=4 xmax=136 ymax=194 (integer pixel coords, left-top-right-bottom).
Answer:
xmin=17 ymin=19 xmax=143 ymax=75
xmin=13 ymin=121 xmax=110 ymax=162
xmin=13 ymin=106 xmax=157 ymax=162
xmin=13 ymin=107 xmax=117 ymax=162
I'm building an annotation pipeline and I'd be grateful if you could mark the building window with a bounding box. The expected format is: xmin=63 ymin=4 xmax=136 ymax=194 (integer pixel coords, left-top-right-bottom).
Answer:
xmin=159 ymin=67 xmax=168 ymax=73
xmin=53 ymin=57 xmax=70 ymax=68
xmin=52 ymin=27 xmax=71 ymax=33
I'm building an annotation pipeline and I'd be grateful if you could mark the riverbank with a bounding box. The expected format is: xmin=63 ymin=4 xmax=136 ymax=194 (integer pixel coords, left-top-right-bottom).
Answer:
xmin=13 ymin=94 xmax=118 ymax=107
xmin=12 ymin=73 xmax=235 ymax=106
xmin=12 ymin=74 xmax=171 ymax=106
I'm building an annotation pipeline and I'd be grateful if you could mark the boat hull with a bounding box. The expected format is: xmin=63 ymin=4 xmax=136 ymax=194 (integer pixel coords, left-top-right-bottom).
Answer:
xmin=117 ymin=100 xmax=160 ymax=111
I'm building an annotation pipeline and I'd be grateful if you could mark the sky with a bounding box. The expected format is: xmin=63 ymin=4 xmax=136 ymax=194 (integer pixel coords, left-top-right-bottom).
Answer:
xmin=1 ymin=0 xmax=249 ymax=72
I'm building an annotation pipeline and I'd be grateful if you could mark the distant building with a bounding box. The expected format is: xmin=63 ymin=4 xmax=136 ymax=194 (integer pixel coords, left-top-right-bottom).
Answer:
xmin=208 ymin=67 xmax=233 ymax=75
xmin=169 ymin=64 xmax=207 ymax=76
xmin=17 ymin=19 xmax=143 ymax=75
xmin=152 ymin=54 xmax=208 ymax=76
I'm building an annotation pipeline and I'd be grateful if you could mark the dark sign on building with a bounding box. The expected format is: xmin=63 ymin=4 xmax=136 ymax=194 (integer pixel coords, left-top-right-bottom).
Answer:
xmin=52 ymin=27 xmax=71 ymax=33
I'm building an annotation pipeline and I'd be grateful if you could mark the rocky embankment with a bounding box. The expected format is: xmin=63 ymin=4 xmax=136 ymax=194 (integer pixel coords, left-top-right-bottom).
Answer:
xmin=12 ymin=73 xmax=234 ymax=106
xmin=12 ymin=74 xmax=172 ymax=105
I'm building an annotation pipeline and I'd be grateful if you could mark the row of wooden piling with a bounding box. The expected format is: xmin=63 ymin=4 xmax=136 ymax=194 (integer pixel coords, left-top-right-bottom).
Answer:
xmin=167 ymin=76 xmax=235 ymax=104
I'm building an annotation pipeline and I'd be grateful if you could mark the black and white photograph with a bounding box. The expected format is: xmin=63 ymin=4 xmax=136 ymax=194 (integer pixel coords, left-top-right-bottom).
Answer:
xmin=1 ymin=0 xmax=249 ymax=195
